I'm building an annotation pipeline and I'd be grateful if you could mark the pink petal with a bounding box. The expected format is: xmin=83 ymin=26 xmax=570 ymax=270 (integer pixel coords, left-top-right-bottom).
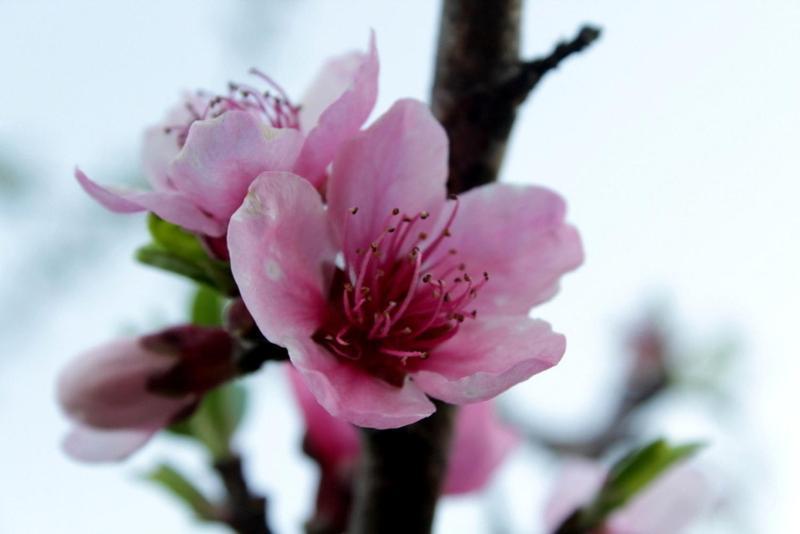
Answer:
xmin=442 ymin=402 xmax=520 ymax=495
xmin=543 ymin=458 xmax=607 ymax=531
xmin=62 ymin=424 xmax=156 ymax=463
xmin=75 ymin=168 xmax=224 ymax=236
xmin=412 ymin=316 xmax=565 ymax=404
xmin=288 ymin=335 xmax=435 ymax=429
xmin=140 ymin=93 xmax=208 ymax=190
xmin=609 ymin=465 xmax=711 ymax=534
xmin=443 ymin=183 xmax=583 ymax=315
xmin=228 ymin=171 xmax=336 ymax=345
xmin=170 ymin=110 xmax=305 ymax=222
xmin=295 ymin=32 xmax=379 ymax=188
xmin=287 ymin=368 xmax=360 ymax=468
xmin=326 ymin=99 xmax=448 ymax=261
xmin=57 ymin=337 xmax=194 ymax=429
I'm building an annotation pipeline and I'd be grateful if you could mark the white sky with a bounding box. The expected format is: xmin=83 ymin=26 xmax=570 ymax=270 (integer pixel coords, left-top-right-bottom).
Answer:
xmin=1 ymin=1 xmax=798 ymax=532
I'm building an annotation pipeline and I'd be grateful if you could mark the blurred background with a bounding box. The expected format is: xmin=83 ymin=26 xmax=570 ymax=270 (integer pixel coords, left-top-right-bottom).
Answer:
xmin=1 ymin=0 xmax=798 ymax=532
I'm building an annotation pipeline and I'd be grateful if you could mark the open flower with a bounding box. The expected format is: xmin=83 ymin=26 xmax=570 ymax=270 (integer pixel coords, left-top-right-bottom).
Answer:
xmin=57 ymin=326 xmax=237 ymax=462
xmin=544 ymin=458 xmax=711 ymax=534
xmin=229 ymin=98 xmax=583 ymax=428
xmin=77 ymin=34 xmax=378 ymax=238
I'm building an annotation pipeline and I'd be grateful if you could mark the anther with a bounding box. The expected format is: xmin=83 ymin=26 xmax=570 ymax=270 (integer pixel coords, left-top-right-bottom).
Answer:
xmin=422 ymin=273 xmax=432 ymax=283
xmin=420 ymin=211 xmax=430 ymax=219
xmin=470 ymin=310 xmax=478 ymax=318
xmin=392 ymin=208 xmax=400 ymax=215
xmin=349 ymin=207 xmax=359 ymax=215
xmin=449 ymin=248 xmax=458 ymax=255
xmin=458 ymin=263 xmax=466 ymax=271
xmin=483 ymin=272 xmax=490 ymax=281
xmin=443 ymin=228 xmax=452 ymax=237
xmin=464 ymin=273 xmax=472 ymax=282
xmin=418 ymin=232 xmax=428 ymax=240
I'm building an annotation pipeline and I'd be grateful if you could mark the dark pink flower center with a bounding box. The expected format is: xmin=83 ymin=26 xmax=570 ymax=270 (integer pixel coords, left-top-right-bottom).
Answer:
xmin=314 ymin=199 xmax=488 ymax=387
xmin=164 ymin=69 xmax=300 ymax=148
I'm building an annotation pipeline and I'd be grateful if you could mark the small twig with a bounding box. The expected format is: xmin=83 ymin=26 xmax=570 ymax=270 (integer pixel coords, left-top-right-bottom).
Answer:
xmin=498 ymin=25 xmax=602 ymax=105
xmin=214 ymin=455 xmax=271 ymax=534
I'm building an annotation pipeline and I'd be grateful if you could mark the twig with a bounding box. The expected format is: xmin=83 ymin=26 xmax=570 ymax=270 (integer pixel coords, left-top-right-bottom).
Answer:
xmin=498 ymin=26 xmax=601 ymax=105
xmin=214 ymin=455 xmax=271 ymax=534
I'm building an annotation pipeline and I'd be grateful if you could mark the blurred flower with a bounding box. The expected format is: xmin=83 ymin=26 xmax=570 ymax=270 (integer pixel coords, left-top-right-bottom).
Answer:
xmin=76 ymin=33 xmax=378 ymax=237
xmin=544 ymin=458 xmax=711 ymax=534
xmin=289 ymin=369 xmax=519 ymax=532
xmin=229 ymin=98 xmax=583 ymax=428
xmin=57 ymin=326 xmax=237 ymax=462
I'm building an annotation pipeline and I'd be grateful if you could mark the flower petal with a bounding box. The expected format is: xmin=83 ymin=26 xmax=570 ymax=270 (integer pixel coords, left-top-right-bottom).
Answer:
xmin=170 ymin=110 xmax=305 ymax=222
xmin=442 ymin=183 xmax=583 ymax=315
xmin=295 ymin=32 xmax=379 ymax=188
xmin=57 ymin=337 xmax=194 ymax=429
xmin=327 ymin=99 xmax=448 ymax=259
xmin=62 ymin=424 xmax=156 ymax=463
xmin=412 ymin=316 xmax=565 ymax=404
xmin=228 ymin=171 xmax=336 ymax=345
xmin=288 ymin=335 xmax=435 ymax=429
xmin=443 ymin=402 xmax=520 ymax=495
xmin=287 ymin=367 xmax=360 ymax=468
xmin=75 ymin=168 xmax=224 ymax=236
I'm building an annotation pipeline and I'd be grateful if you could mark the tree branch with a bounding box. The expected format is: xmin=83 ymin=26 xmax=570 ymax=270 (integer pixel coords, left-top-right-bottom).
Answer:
xmin=347 ymin=403 xmax=456 ymax=534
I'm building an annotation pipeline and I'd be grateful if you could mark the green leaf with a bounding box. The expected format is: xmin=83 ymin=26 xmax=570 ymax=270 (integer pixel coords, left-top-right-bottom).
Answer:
xmin=167 ymin=382 xmax=249 ymax=460
xmin=147 ymin=212 xmax=207 ymax=260
xmin=191 ymin=285 xmax=225 ymax=327
xmin=136 ymin=245 xmax=218 ymax=288
xmin=135 ymin=215 xmax=235 ymax=294
xmin=144 ymin=463 xmax=216 ymax=521
xmin=576 ymin=439 xmax=704 ymax=530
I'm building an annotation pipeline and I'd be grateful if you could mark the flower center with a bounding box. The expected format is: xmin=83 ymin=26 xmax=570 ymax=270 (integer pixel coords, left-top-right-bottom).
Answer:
xmin=313 ymin=198 xmax=488 ymax=387
xmin=164 ymin=69 xmax=301 ymax=148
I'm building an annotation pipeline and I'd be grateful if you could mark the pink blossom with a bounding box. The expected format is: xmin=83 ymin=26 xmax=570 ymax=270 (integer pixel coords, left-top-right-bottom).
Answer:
xmin=289 ymin=369 xmax=520 ymax=494
xmin=57 ymin=326 xmax=236 ymax=462
xmin=228 ymin=99 xmax=583 ymax=428
xmin=544 ymin=458 xmax=711 ymax=534
xmin=76 ymin=35 xmax=379 ymax=237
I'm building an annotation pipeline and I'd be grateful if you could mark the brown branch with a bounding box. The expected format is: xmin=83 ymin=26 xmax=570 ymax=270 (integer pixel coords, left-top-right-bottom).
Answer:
xmin=347 ymin=403 xmax=456 ymax=534
xmin=214 ymin=455 xmax=271 ymax=534
xmin=431 ymin=0 xmax=523 ymax=195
